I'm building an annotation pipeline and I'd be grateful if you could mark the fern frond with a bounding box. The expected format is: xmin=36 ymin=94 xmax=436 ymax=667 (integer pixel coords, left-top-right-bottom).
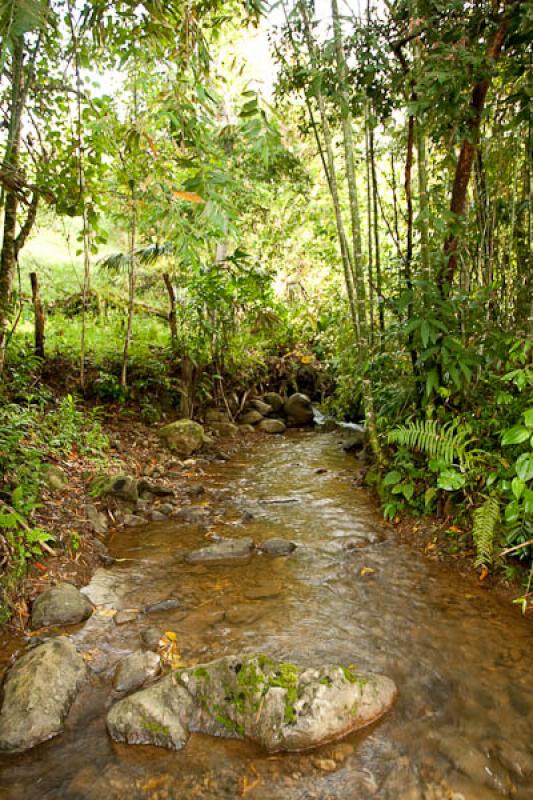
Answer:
xmin=472 ymin=496 xmax=500 ymax=567
xmin=387 ymin=420 xmax=473 ymax=469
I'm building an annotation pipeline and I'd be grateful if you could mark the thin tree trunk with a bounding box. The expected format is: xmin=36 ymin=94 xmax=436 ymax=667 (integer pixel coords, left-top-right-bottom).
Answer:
xmin=416 ymin=126 xmax=430 ymax=281
xmin=121 ymin=66 xmax=139 ymax=388
xmin=121 ymin=197 xmax=137 ymax=388
xmin=163 ymin=273 xmax=178 ymax=346
xmin=67 ymin=2 xmax=92 ymax=390
xmin=330 ymin=0 xmax=383 ymax=467
xmin=364 ymin=112 xmax=375 ymax=344
xmin=30 ymin=272 xmax=45 ymax=358
xmin=439 ymin=15 xmax=508 ymax=291
xmin=0 ymin=36 xmax=24 ymax=375
xmin=369 ymin=122 xmax=384 ymax=337
xmin=298 ymin=2 xmax=359 ymax=336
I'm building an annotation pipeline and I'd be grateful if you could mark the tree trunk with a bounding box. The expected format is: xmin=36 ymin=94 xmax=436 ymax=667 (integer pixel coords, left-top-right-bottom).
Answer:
xmin=30 ymin=272 xmax=45 ymax=358
xmin=67 ymin=1 xmax=92 ymax=390
xmin=330 ymin=0 xmax=384 ymax=468
xmin=0 ymin=37 xmax=24 ymax=375
xmin=163 ymin=273 xmax=178 ymax=346
xmin=439 ymin=16 xmax=508 ymax=292
xmin=298 ymin=2 xmax=359 ymax=336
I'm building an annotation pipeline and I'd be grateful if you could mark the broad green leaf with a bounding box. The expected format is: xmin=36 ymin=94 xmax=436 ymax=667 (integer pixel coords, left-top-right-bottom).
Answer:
xmin=437 ymin=469 xmax=466 ymax=491
xmin=402 ymin=483 xmax=414 ymax=501
xmin=523 ymin=408 xmax=533 ymax=428
xmin=383 ymin=470 xmax=401 ymax=486
xmin=501 ymin=426 xmax=530 ymax=446
xmin=511 ymin=477 xmax=526 ymax=500
xmin=515 ymin=452 xmax=533 ymax=482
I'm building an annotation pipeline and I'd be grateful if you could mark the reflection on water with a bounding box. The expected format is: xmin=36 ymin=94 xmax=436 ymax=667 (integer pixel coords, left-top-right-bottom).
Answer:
xmin=1 ymin=431 xmax=532 ymax=800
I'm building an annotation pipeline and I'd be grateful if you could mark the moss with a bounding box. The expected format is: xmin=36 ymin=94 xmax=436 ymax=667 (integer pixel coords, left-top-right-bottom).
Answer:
xmin=191 ymin=667 xmax=210 ymax=681
xmin=319 ymin=676 xmax=333 ymax=687
xmin=213 ymin=705 xmax=244 ymax=736
xmin=341 ymin=666 xmax=367 ymax=688
xmin=141 ymin=717 xmax=170 ymax=737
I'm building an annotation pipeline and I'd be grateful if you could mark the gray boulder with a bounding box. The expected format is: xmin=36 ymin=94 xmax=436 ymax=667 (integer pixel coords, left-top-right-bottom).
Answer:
xmin=257 ymin=419 xmax=286 ymax=434
xmin=84 ymin=503 xmax=108 ymax=535
xmin=250 ymin=399 xmax=273 ymax=415
xmin=205 ymin=408 xmax=231 ymax=424
xmin=185 ymin=537 xmax=254 ymax=563
xmin=107 ymin=673 xmax=194 ymax=750
xmin=239 ymin=410 xmax=263 ymax=426
xmin=259 ymin=538 xmax=296 ymax=556
xmin=208 ymin=421 xmax=239 ymax=437
xmin=158 ymin=420 xmax=209 ymax=457
xmin=94 ymin=474 xmax=139 ymax=504
xmin=283 ymin=393 xmax=314 ymax=426
xmin=107 ymin=654 xmax=396 ymax=754
xmin=0 ymin=639 xmax=87 ymax=753
xmin=32 ymin=583 xmax=94 ymax=629
xmin=113 ymin=651 xmax=161 ymax=694
xmin=262 ymin=392 xmax=284 ymax=413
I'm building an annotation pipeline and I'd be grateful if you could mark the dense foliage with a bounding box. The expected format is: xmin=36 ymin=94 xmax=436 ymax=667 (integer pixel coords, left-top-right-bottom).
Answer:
xmin=0 ymin=0 xmax=531 ymax=614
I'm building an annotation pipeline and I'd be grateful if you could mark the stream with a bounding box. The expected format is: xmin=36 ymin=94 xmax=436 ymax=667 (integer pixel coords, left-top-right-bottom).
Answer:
xmin=1 ymin=430 xmax=532 ymax=799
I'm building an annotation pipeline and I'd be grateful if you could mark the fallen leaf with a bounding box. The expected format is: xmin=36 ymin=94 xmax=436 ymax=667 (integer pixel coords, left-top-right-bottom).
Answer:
xmin=479 ymin=565 xmax=489 ymax=582
xmin=173 ymin=190 xmax=205 ymax=204
xmin=360 ymin=567 xmax=376 ymax=577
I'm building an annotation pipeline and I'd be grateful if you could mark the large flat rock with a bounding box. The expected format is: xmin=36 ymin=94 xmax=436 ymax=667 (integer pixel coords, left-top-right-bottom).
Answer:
xmin=107 ymin=654 xmax=396 ymax=754
xmin=0 ymin=638 xmax=87 ymax=753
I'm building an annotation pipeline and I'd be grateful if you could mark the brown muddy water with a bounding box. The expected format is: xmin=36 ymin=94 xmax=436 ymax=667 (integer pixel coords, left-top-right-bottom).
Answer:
xmin=0 ymin=431 xmax=532 ymax=800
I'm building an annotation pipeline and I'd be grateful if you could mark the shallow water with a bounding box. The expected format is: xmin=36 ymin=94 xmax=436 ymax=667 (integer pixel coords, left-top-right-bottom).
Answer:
xmin=1 ymin=431 xmax=532 ymax=800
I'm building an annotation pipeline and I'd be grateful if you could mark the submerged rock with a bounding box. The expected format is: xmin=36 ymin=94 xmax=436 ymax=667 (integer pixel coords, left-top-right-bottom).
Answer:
xmin=257 ymin=419 xmax=286 ymax=434
xmin=123 ymin=513 xmax=146 ymax=528
xmin=31 ymin=583 xmax=94 ymax=629
xmin=144 ymin=598 xmax=182 ymax=614
xmin=258 ymin=538 xmax=296 ymax=557
xmin=113 ymin=651 xmax=161 ymax=694
xmin=0 ymin=638 xmax=86 ymax=753
xmin=107 ymin=654 xmax=396 ymax=753
xmin=283 ymin=393 xmax=314 ymax=426
xmin=158 ymin=420 xmax=209 ymax=457
xmin=185 ymin=537 xmax=254 ymax=563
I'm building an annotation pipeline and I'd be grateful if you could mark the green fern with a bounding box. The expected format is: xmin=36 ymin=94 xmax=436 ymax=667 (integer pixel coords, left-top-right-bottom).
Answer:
xmin=387 ymin=420 xmax=473 ymax=469
xmin=472 ymin=496 xmax=500 ymax=567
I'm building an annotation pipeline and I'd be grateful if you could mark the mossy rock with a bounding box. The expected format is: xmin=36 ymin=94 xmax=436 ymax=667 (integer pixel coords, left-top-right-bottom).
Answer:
xmin=107 ymin=654 xmax=396 ymax=753
xmin=157 ymin=420 xmax=210 ymax=457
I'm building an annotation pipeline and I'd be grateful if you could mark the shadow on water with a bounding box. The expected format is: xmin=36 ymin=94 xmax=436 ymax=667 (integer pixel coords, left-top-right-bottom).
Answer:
xmin=0 ymin=431 xmax=532 ymax=799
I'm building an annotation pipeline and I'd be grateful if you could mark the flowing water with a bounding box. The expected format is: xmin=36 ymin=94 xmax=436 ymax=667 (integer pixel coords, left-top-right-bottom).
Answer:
xmin=0 ymin=431 xmax=532 ymax=800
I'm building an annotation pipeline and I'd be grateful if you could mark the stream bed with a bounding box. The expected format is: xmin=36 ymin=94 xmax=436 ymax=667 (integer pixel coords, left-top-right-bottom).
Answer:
xmin=0 ymin=430 xmax=532 ymax=799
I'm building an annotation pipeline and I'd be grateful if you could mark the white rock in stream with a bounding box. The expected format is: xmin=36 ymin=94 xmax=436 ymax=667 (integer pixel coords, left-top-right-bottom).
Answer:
xmin=0 ymin=639 xmax=87 ymax=753
xmin=107 ymin=654 xmax=397 ymax=753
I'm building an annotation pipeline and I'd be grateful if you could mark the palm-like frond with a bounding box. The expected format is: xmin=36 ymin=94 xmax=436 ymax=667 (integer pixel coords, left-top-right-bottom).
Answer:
xmin=98 ymin=242 xmax=175 ymax=273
